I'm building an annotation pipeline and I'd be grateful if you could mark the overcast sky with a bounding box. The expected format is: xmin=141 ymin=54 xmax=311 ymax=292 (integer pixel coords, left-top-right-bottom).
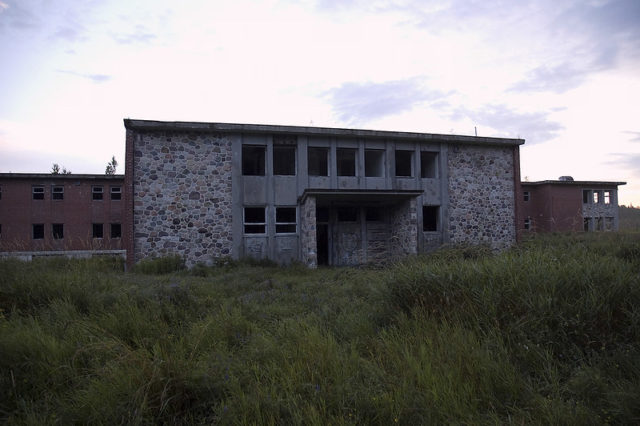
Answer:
xmin=1 ymin=0 xmax=639 ymax=204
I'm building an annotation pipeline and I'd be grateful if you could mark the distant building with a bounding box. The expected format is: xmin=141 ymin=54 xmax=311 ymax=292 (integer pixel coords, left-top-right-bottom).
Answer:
xmin=124 ymin=119 xmax=525 ymax=268
xmin=520 ymin=179 xmax=626 ymax=233
xmin=0 ymin=173 xmax=125 ymax=258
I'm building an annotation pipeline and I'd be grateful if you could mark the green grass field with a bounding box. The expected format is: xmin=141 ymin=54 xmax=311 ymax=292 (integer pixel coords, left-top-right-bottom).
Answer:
xmin=1 ymin=233 xmax=639 ymax=424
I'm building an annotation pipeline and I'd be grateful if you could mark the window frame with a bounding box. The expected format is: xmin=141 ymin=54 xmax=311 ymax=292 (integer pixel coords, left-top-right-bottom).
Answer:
xmin=242 ymin=145 xmax=266 ymax=176
xmin=420 ymin=151 xmax=438 ymax=178
xmin=32 ymin=186 xmax=45 ymax=200
xmin=395 ymin=150 xmax=413 ymax=177
xmin=111 ymin=223 xmax=122 ymax=239
xmin=273 ymin=145 xmax=296 ymax=176
xmin=92 ymin=186 xmax=104 ymax=200
xmin=523 ymin=191 xmax=530 ymax=202
xmin=422 ymin=205 xmax=439 ymax=232
xmin=92 ymin=223 xmax=104 ymax=239
xmin=243 ymin=207 xmax=266 ymax=234
xmin=52 ymin=223 xmax=64 ymax=239
xmin=336 ymin=148 xmax=357 ymax=177
xmin=275 ymin=207 xmax=297 ymax=234
xmin=32 ymin=223 xmax=44 ymax=239
xmin=110 ymin=186 xmax=122 ymax=200
xmin=364 ymin=149 xmax=385 ymax=177
xmin=308 ymin=147 xmax=329 ymax=176
xmin=52 ymin=185 xmax=64 ymax=200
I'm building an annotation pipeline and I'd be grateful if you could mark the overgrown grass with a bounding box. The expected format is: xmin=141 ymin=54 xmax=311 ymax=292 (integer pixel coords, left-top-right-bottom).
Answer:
xmin=1 ymin=233 xmax=639 ymax=424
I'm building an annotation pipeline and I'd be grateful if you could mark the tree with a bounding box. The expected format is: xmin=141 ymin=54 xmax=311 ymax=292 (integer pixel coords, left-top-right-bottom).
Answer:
xmin=105 ymin=156 xmax=118 ymax=175
xmin=51 ymin=163 xmax=71 ymax=174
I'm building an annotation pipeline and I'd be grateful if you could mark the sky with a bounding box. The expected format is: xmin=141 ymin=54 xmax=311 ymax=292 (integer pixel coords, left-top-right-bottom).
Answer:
xmin=1 ymin=0 xmax=639 ymax=204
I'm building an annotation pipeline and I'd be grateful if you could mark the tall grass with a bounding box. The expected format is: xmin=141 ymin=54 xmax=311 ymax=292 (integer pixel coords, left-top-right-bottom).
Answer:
xmin=1 ymin=233 xmax=639 ymax=424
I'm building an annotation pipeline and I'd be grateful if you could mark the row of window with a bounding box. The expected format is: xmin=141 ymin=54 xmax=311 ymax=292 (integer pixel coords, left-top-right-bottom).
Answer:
xmin=242 ymin=205 xmax=440 ymax=234
xmin=242 ymin=145 xmax=439 ymax=178
xmin=27 ymin=223 xmax=122 ymax=240
xmin=30 ymin=185 xmax=121 ymax=201
xmin=583 ymin=189 xmax=612 ymax=205
xmin=523 ymin=216 xmax=615 ymax=231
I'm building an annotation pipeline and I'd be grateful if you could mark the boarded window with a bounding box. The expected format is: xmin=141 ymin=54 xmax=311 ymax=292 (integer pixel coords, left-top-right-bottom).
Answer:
xmin=308 ymin=147 xmax=329 ymax=176
xmin=111 ymin=186 xmax=122 ymax=200
xmin=395 ymin=150 xmax=413 ymax=177
xmin=242 ymin=146 xmax=266 ymax=176
xmin=423 ymin=206 xmax=438 ymax=231
xmin=33 ymin=224 xmax=44 ymax=239
xmin=337 ymin=207 xmax=358 ymax=222
xmin=337 ymin=149 xmax=356 ymax=176
xmin=33 ymin=186 xmax=44 ymax=200
xmin=111 ymin=223 xmax=122 ymax=238
xmin=52 ymin=186 xmax=64 ymax=200
xmin=365 ymin=150 xmax=384 ymax=177
xmin=523 ymin=191 xmax=530 ymax=202
xmin=92 ymin=186 xmax=103 ymax=200
xmin=92 ymin=223 xmax=103 ymax=239
xmin=52 ymin=223 xmax=64 ymax=239
xmin=420 ymin=152 xmax=438 ymax=178
xmin=273 ymin=146 xmax=296 ymax=175
xmin=244 ymin=207 xmax=266 ymax=234
xmin=276 ymin=207 xmax=297 ymax=233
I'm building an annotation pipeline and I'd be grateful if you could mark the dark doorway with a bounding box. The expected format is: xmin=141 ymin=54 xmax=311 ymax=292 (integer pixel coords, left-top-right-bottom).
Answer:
xmin=317 ymin=224 xmax=329 ymax=265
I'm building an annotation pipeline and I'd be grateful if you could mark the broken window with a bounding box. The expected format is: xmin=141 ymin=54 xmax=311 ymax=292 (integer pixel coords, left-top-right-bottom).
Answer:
xmin=596 ymin=217 xmax=604 ymax=231
xmin=337 ymin=149 xmax=357 ymax=176
xmin=395 ymin=150 xmax=413 ymax=177
xmin=316 ymin=207 xmax=329 ymax=223
xmin=583 ymin=190 xmax=590 ymax=204
xmin=423 ymin=206 xmax=438 ymax=231
xmin=365 ymin=150 xmax=384 ymax=177
xmin=244 ymin=207 xmax=266 ymax=234
xmin=111 ymin=223 xmax=122 ymax=238
xmin=604 ymin=191 xmax=611 ymax=204
xmin=524 ymin=217 xmax=532 ymax=230
xmin=365 ymin=208 xmax=382 ymax=222
xmin=276 ymin=207 xmax=297 ymax=233
xmin=337 ymin=207 xmax=358 ymax=222
xmin=523 ymin=191 xmax=530 ymax=202
xmin=111 ymin=186 xmax=122 ymax=200
xmin=52 ymin=185 xmax=64 ymax=200
xmin=308 ymin=147 xmax=329 ymax=176
xmin=52 ymin=223 xmax=64 ymax=239
xmin=605 ymin=217 xmax=614 ymax=231
xmin=92 ymin=223 xmax=103 ymax=239
xmin=593 ymin=191 xmax=600 ymax=204
xmin=583 ymin=217 xmax=591 ymax=232
xmin=33 ymin=224 xmax=44 ymax=239
xmin=242 ymin=145 xmax=266 ymax=176
xmin=273 ymin=145 xmax=296 ymax=176
xmin=32 ymin=186 xmax=44 ymax=200
xmin=420 ymin=152 xmax=438 ymax=178
xmin=92 ymin=186 xmax=103 ymax=200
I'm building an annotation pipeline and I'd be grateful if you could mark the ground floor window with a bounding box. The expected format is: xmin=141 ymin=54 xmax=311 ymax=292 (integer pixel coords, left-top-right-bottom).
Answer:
xmin=33 ymin=224 xmax=44 ymax=239
xmin=524 ymin=217 xmax=532 ymax=230
xmin=276 ymin=207 xmax=297 ymax=233
xmin=244 ymin=207 xmax=266 ymax=234
xmin=52 ymin=223 xmax=64 ymax=239
xmin=423 ymin=206 xmax=439 ymax=232
xmin=111 ymin=223 xmax=122 ymax=238
xmin=92 ymin=223 xmax=103 ymax=239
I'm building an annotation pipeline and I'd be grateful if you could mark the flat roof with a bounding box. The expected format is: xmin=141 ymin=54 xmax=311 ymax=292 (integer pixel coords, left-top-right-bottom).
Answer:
xmin=0 ymin=173 xmax=124 ymax=180
xmin=124 ymin=119 xmax=525 ymax=147
xmin=522 ymin=180 xmax=626 ymax=187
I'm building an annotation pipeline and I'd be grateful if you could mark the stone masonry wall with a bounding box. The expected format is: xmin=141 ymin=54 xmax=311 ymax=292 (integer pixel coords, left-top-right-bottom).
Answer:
xmin=300 ymin=195 xmax=317 ymax=268
xmin=448 ymin=145 xmax=516 ymax=250
xmin=132 ymin=131 xmax=233 ymax=266
xmin=390 ymin=198 xmax=418 ymax=258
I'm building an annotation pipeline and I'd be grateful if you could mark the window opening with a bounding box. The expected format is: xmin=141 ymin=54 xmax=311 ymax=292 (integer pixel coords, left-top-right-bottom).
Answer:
xmin=273 ymin=145 xmax=296 ymax=176
xmin=524 ymin=217 xmax=532 ymax=230
xmin=92 ymin=186 xmax=103 ymax=200
xmin=111 ymin=223 xmax=122 ymax=238
xmin=337 ymin=148 xmax=356 ymax=176
xmin=593 ymin=191 xmax=600 ymax=204
xmin=420 ymin=152 xmax=438 ymax=178
xmin=33 ymin=224 xmax=44 ymax=239
xmin=596 ymin=217 xmax=604 ymax=231
xmin=33 ymin=186 xmax=44 ymax=200
xmin=111 ymin=186 xmax=122 ymax=200
xmin=395 ymin=150 xmax=413 ymax=177
xmin=605 ymin=217 xmax=614 ymax=231
xmin=316 ymin=207 xmax=329 ymax=223
xmin=276 ymin=207 xmax=297 ymax=233
xmin=604 ymin=191 xmax=611 ymax=204
xmin=583 ymin=217 xmax=591 ymax=232
xmin=52 ymin=224 xmax=64 ymax=239
xmin=244 ymin=207 xmax=266 ymax=234
xmin=242 ymin=146 xmax=266 ymax=176
xmin=337 ymin=207 xmax=358 ymax=222
xmin=92 ymin=223 xmax=103 ymax=239
xmin=365 ymin=208 xmax=382 ymax=222
xmin=308 ymin=147 xmax=329 ymax=176
xmin=583 ymin=190 xmax=590 ymax=204
xmin=423 ymin=206 xmax=439 ymax=231
xmin=523 ymin=191 xmax=530 ymax=202
xmin=52 ymin=186 xmax=64 ymax=200
xmin=365 ymin=150 xmax=384 ymax=177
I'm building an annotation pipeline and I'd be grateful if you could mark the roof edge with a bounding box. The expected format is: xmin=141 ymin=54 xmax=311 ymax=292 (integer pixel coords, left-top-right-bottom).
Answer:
xmin=0 ymin=173 xmax=124 ymax=180
xmin=522 ymin=180 xmax=626 ymax=186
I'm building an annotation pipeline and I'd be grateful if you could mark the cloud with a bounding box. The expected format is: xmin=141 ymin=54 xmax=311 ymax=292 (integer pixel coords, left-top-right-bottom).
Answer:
xmin=56 ymin=69 xmax=112 ymax=83
xmin=452 ymin=104 xmax=563 ymax=144
xmin=112 ymin=24 xmax=157 ymax=45
xmin=325 ymin=78 xmax=451 ymax=125
xmin=0 ymin=0 xmax=42 ymax=31
xmin=606 ymin=153 xmax=640 ymax=178
xmin=623 ymin=131 xmax=640 ymax=143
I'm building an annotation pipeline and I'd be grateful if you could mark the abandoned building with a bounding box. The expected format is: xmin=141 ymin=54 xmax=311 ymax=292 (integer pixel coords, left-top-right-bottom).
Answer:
xmin=124 ymin=119 xmax=524 ymax=268
xmin=0 ymin=173 xmax=125 ymax=259
xmin=521 ymin=178 xmax=626 ymax=233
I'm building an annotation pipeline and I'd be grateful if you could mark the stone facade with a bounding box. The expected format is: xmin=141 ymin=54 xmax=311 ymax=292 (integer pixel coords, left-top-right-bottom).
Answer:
xmin=391 ymin=198 xmax=418 ymax=257
xmin=447 ymin=145 xmax=516 ymax=250
xmin=130 ymin=130 xmax=233 ymax=266
xmin=300 ymin=195 xmax=317 ymax=268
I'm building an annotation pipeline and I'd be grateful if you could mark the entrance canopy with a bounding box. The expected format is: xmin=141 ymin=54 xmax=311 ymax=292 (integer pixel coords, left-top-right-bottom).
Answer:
xmin=300 ymin=189 xmax=423 ymax=206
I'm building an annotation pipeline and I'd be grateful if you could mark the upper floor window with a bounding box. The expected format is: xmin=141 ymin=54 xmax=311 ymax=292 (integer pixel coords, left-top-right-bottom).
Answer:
xmin=273 ymin=145 xmax=296 ymax=176
xmin=244 ymin=207 xmax=266 ymax=234
xmin=275 ymin=207 xmax=297 ymax=233
xmin=242 ymin=145 xmax=266 ymax=176
xmin=420 ymin=152 xmax=438 ymax=178
xmin=523 ymin=191 xmax=530 ymax=202
xmin=593 ymin=191 xmax=600 ymax=204
xmin=604 ymin=191 xmax=611 ymax=204
xmin=337 ymin=148 xmax=356 ymax=177
xmin=365 ymin=150 xmax=385 ymax=177
xmin=52 ymin=185 xmax=64 ymax=200
xmin=308 ymin=147 xmax=329 ymax=176
xmin=32 ymin=186 xmax=44 ymax=200
xmin=583 ymin=189 xmax=590 ymax=204
xmin=111 ymin=186 xmax=122 ymax=200
xmin=92 ymin=186 xmax=103 ymax=200
xmin=395 ymin=150 xmax=413 ymax=177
